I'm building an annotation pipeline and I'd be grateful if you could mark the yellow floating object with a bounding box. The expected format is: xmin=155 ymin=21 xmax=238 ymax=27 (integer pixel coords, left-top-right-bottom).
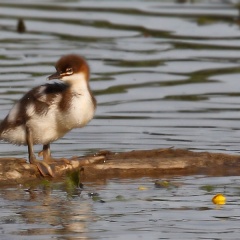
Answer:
xmin=138 ymin=186 xmax=148 ymax=191
xmin=212 ymin=193 xmax=226 ymax=205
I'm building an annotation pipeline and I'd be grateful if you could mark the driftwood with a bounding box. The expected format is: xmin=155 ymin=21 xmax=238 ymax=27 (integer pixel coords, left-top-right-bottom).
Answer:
xmin=1 ymin=148 xmax=240 ymax=185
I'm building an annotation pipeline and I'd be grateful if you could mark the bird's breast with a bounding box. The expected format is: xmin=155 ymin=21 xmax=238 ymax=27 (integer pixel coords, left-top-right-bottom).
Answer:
xmin=58 ymin=92 xmax=95 ymax=130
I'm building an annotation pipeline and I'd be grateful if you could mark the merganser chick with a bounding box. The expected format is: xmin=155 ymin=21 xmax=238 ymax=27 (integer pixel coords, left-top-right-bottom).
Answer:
xmin=0 ymin=54 xmax=96 ymax=176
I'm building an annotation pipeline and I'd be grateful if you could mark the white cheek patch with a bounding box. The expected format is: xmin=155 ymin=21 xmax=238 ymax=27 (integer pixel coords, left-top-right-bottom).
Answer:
xmin=61 ymin=72 xmax=86 ymax=84
xmin=26 ymin=103 xmax=36 ymax=117
xmin=7 ymin=102 xmax=20 ymax=123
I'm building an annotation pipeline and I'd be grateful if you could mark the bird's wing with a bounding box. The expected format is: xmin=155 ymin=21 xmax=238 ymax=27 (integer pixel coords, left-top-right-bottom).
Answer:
xmin=21 ymin=83 xmax=69 ymax=117
xmin=32 ymin=83 xmax=68 ymax=105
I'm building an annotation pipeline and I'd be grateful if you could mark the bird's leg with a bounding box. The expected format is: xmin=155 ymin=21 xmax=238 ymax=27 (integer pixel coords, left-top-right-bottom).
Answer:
xmin=41 ymin=144 xmax=69 ymax=164
xmin=26 ymin=126 xmax=54 ymax=177
xmin=38 ymin=144 xmax=54 ymax=163
xmin=26 ymin=126 xmax=37 ymax=164
xmin=42 ymin=144 xmax=52 ymax=163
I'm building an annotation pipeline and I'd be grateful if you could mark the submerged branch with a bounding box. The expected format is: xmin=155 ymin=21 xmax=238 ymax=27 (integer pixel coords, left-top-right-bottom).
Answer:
xmin=1 ymin=148 xmax=240 ymax=185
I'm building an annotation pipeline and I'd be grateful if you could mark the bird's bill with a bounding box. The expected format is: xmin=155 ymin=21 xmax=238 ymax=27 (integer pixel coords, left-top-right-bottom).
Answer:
xmin=48 ymin=71 xmax=61 ymax=80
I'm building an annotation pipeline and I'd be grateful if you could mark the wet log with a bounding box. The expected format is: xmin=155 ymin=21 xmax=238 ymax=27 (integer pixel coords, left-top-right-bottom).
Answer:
xmin=1 ymin=148 xmax=240 ymax=185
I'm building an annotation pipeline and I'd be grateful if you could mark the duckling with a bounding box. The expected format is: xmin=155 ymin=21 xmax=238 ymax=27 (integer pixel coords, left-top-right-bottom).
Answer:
xmin=0 ymin=54 xmax=96 ymax=176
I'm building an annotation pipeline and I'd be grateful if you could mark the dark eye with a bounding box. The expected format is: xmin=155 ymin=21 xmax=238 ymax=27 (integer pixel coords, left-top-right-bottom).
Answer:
xmin=66 ymin=68 xmax=73 ymax=75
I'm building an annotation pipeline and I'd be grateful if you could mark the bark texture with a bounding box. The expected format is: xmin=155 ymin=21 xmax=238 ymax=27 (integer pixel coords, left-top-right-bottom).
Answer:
xmin=1 ymin=148 xmax=240 ymax=185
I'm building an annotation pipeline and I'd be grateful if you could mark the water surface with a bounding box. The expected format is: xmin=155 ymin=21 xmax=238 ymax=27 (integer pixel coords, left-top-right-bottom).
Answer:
xmin=1 ymin=0 xmax=240 ymax=157
xmin=1 ymin=176 xmax=240 ymax=240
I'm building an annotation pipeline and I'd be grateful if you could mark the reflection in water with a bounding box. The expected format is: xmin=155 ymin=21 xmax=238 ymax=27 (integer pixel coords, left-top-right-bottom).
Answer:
xmin=1 ymin=186 xmax=93 ymax=239
xmin=1 ymin=176 xmax=240 ymax=239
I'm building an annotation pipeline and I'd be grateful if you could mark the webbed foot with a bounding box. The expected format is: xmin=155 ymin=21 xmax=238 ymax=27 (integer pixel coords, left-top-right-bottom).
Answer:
xmin=35 ymin=161 xmax=55 ymax=177
xmin=26 ymin=128 xmax=55 ymax=177
xmin=29 ymin=155 xmax=55 ymax=177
